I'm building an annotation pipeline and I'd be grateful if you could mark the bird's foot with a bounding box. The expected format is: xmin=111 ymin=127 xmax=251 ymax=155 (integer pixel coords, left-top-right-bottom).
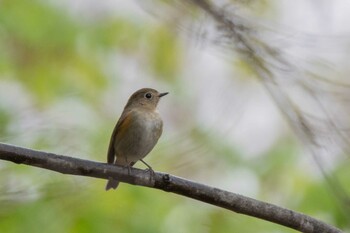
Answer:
xmin=124 ymin=165 xmax=131 ymax=175
xmin=140 ymin=159 xmax=155 ymax=180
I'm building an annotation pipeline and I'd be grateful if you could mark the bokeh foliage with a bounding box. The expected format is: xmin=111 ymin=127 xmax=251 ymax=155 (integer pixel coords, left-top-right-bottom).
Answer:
xmin=0 ymin=0 xmax=349 ymax=232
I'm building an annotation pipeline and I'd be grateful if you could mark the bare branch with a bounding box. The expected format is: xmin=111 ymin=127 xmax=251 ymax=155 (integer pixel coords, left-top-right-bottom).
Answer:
xmin=0 ymin=143 xmax=342 ymax=233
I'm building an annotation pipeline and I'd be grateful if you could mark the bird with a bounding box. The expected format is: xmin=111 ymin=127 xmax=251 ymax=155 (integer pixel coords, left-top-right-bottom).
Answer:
xmin=105 ymin=88 xmax=168 ymax=190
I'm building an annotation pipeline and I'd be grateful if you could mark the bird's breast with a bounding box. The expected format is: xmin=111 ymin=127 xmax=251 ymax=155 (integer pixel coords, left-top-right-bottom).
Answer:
xmin=114 ymin=110 xmax=163 ymax=162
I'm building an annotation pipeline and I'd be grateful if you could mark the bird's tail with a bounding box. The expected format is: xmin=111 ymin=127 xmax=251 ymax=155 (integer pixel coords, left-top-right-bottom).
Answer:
xmin=105 ymin=178 xmax=120 ymax=191
xmin=105 ymin=160 xmax=135 ymax=191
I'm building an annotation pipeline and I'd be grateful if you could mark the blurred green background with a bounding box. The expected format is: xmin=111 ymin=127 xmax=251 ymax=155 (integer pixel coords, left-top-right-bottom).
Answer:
xmin=0 ymin=0 xmax=349 ymax=232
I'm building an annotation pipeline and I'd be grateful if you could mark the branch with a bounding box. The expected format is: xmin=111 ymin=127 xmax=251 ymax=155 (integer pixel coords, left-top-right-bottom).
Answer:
xmin=0 ymin=143 xmax=342 ymax=233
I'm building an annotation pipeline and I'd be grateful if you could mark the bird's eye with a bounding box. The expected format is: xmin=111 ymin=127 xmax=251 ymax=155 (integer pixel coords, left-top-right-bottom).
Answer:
xmin=145 ymin=93 xmax=152 ymax=99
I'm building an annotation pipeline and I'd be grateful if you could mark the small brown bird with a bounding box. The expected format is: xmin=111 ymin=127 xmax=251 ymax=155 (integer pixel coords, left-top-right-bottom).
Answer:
xmin=105 ymin=88 xmax=168 ymax=190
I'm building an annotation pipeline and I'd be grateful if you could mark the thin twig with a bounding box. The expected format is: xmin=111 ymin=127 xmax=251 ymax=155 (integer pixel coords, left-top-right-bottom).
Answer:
xmin=0 ymin=142 xmax=342 ymax=233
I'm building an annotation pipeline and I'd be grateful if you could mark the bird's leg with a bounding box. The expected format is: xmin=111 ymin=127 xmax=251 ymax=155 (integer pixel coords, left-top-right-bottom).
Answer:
xmin=140 ymin=159 xmax=155 ymax=178
xmin=124 ymin=157 xmax=131 ymax=175
xmin=140 ymin=159 xmax=153 ymax=171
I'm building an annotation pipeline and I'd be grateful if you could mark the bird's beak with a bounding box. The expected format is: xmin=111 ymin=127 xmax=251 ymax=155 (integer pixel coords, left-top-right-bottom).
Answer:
xmin=158 ymin=92 xmax=169 ymax=98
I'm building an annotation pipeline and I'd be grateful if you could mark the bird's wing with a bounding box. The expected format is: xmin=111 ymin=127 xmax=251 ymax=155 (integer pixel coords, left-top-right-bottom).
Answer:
xmin=106 ymin=110 xmax=133 ymax=164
